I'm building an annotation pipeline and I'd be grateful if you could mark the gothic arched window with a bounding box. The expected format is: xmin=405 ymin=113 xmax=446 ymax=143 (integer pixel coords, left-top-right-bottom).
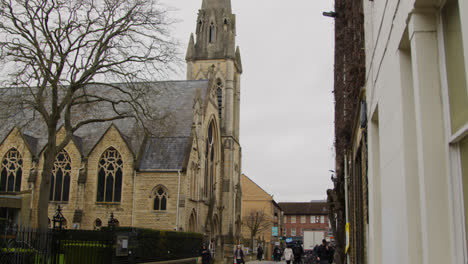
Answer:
xmin=216 ymin=80 xmax=223 ymax=118
xmin=94 ymin=218 xmax=102 ymax=230
xmin=209 ymin=22 xmax=215 ymax=43
xmin=153 ymin=187 xmax=168 ymax=211
xmin=0 ymin=148 xmax=23 ymax=192
xmin=96 ymin=147 xmax=123 ymax=202
xmin=49 ymin=150 xmax=72 ymax=202
xmin=190 ymin=162 xmax=197 ymax=199
xmin=204 ymin=122 xmax=216 ymax=198
xmin=197 ymin=19 xmax=203 ymax=33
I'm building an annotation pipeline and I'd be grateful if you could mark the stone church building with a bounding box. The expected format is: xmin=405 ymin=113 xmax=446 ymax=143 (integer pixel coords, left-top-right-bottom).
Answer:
xmin=0 ymin=0 xmax=243 ymax=256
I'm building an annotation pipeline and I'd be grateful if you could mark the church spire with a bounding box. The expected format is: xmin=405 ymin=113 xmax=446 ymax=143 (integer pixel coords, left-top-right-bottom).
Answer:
xmin=202 ymin=0 xmax=231 ymax=12
xmin=186 ymin=0 xmax=237 ymax=62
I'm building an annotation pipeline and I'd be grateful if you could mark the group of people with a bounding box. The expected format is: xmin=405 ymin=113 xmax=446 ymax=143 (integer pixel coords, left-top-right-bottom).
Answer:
xmin=273 ymin=239 xmax=335 ymax=264
xmin=200 ymin=239 xmax=334 ymax=264
xmin=200 ymin=244 xmax=246 ymax=264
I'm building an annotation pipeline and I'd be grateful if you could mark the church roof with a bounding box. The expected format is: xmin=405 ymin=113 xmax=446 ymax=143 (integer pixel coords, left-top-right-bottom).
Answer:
xmin=0 ymin=80 xmax=210 ymax=171
xmin=139 ymin=137 xmax=191 ymax=171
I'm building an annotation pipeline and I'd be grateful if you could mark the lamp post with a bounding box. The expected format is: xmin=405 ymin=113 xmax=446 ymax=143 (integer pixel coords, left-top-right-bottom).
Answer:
xmin=108 ymin=212 xmax=118 ymax=230
xmin=52 ymin=205 xmax=65 ymax=230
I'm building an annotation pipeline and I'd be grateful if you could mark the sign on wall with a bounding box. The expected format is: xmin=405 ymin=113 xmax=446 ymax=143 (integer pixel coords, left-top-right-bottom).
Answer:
xmin=272 ymin=226 xmax=278 ymax=237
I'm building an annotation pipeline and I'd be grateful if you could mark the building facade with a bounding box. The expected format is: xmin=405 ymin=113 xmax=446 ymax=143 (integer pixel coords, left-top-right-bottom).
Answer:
xmin=363 ymin=0 xmax=468 ymax=263
xmin=241 ymin=174 xmax=282 ymax=260
xmin=279 ymin=202 xmax=330 ymax=245
xmin=328 ymin=0 xmax=367 ymax=263
xmin=0 ymin=0 xmax=243 ymax=261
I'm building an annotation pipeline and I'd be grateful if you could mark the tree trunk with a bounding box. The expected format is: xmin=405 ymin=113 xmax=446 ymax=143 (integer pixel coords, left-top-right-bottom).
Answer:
xmin=36 ymin=129 xmax=57 ymax=229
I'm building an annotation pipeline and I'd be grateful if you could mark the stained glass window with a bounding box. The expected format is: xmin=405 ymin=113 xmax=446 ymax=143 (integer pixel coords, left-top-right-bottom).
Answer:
xmin=97 ymin=147 xmax=123 ymax=202
xmin=154 ymin=187 xmax=168 ymax=211
xmin=49 ymin=150 xmax=72 ymax=201
xmin=0 ymin=148 xmax=23 ymax=192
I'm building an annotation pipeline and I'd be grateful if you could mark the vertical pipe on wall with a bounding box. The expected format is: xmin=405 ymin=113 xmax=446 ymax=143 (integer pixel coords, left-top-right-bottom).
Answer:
xmin=132 ymin=170 xmax=136 ymax=226
xmin=344 ymin=154 xmax=350 ymax=264
xmin=176 ymin=169 xmax=182 ymax=231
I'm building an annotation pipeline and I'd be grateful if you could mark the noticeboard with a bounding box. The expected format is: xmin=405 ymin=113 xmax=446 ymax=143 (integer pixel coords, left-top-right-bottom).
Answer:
xmin=272 ymin=226 xmax=278 ymax=237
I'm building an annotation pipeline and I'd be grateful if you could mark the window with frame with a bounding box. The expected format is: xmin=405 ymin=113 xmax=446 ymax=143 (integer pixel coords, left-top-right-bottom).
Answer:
xmin=209 ymin=22 xmax=215 ymax=43
xmin=153 ymin=187 xmax=168 ymax=211
xmin=0 ymin=148 xmax=22 ymax=192
xmin=291 ymin=228 xmax=296 ymax=236
xmin=49 ymin=150 xmax=71 ymax=202
xmin=321 ymin=216 xmax=325 ymax=223
xmin=441 ymin=0 xmax=468 ymax=246
xmin=291 ymin=215 xmax=296 ymax=223
xmin=96 ymin=147 xmax=123 ymax=202
xmin=301 ymin=215 xmax=306 ymax=224
xmin=204 ymin=122 xmax=216 ymax=198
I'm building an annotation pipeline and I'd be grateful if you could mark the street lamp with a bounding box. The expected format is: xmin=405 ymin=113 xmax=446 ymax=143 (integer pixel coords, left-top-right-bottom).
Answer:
xmin=108 ymin=212 xmax=118 ymax=230
xmin=52 ymin=205 xmax=65 ymax=230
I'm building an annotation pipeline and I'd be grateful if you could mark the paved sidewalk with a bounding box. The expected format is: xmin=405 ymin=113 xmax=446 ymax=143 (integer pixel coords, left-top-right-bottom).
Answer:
xmin=246 ymin=261 xmax=286 ymax=264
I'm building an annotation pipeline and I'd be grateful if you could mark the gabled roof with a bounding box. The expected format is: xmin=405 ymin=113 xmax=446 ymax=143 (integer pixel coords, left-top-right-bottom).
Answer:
xmin=278 ymin=202 xmax=329 ymax=215
xmin=0 ymin=80 xmax=210 ymax=171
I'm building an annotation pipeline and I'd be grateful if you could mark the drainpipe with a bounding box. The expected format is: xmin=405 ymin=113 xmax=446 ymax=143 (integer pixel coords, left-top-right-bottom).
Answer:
xmin=132 ymin=170 xmax=136 ymax=226
xmin=176 ymin=169 xmax=182 ymax=231
xmin=344 ymin=154 xmax=350 ymax=264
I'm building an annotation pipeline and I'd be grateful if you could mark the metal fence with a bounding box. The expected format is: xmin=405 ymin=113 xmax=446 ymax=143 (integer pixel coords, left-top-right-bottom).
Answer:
xmin=0 ymin=225 xmax=113 ymax=264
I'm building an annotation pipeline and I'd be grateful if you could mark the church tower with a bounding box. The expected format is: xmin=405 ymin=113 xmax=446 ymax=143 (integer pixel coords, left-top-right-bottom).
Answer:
xmin=186 ymin=0 xmax=243 ymax=255
xmin=186 ymin=0 xmax=242 ymax=141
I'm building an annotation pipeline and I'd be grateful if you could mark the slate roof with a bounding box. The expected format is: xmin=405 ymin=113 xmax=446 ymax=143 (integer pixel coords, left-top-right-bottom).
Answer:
xmin=139 ymin=137 xmax=191 ymax=171
xmin=0 ymin=80 xmax=210 ymax=171
xmin=278 ymin=202 xmax=329 ymax=215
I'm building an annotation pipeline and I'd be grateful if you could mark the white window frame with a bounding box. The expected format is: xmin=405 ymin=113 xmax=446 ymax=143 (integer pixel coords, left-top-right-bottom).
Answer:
xmin=291 ymin=215 xmax=296 ymax=224
xmin=301 ymin=215 xmax=306 ymax=224
xmin=437 ymin=2 xmax=468 ymax=262
xmin=321 ymin=216 xmax=325 ymax=223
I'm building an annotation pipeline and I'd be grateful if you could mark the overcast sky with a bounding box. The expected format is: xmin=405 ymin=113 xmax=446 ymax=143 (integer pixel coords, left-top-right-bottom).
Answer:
xmin=160 ymin=0 xmax=336 ymax=202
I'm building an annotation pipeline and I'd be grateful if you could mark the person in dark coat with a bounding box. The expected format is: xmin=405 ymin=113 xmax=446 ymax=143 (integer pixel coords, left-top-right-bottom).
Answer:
xmin=234 ymin=245 xmax=245 ymax=264
xmin=293 ymin=242 xmax=304 ymax=264
xmin=257 ymin=245 xmax=264 ymax=261
xmin=200 ymin=244 xmax=212 ymax=264
xmin=273 ymin=246 xmax=281 ymax=261
xmin=316 ymin=239 xmax=332 ymax=264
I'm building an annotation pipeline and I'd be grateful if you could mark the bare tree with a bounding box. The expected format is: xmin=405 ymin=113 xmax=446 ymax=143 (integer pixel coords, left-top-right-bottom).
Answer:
xmin=243 ymin=210 xmax=271 ymax=249
xmin=0 ymin=0 xmax=179 ymax=228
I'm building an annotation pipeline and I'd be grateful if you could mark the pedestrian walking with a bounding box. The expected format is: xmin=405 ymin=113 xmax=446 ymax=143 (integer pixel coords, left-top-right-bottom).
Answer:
xmin=273 ymin=246 xmax=281 ymax=262
xmin=293 ymin=242 xmax=304 ymax=264
xmin=257 ymin=245 xmax=264 ymax=261
xmin=234 ymin=245 xmax=245 ymax=264
xmin=283 ymin=245 xmax=294 ymax=264
xmin=316 ymin=239 xmax=333 ymax=264
xmin=200 ymin=244 xmax=212 ymax=264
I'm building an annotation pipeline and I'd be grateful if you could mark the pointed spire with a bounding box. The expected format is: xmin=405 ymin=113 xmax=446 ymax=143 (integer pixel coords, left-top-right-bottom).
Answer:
xmin=202 ymin=0 xmax=231 ymax=12
xmin=186 ymin=33 xmax=195 ymax=61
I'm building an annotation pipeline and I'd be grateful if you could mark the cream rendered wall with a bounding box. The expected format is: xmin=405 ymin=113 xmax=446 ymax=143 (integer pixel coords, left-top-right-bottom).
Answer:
xmin=364 ymin=0 xmax=464 ymax=263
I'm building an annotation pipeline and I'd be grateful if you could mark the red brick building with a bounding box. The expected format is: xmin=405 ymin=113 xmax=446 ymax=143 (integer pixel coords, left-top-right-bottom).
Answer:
xmin=279 ymin=202 xmax=330 ymax=244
